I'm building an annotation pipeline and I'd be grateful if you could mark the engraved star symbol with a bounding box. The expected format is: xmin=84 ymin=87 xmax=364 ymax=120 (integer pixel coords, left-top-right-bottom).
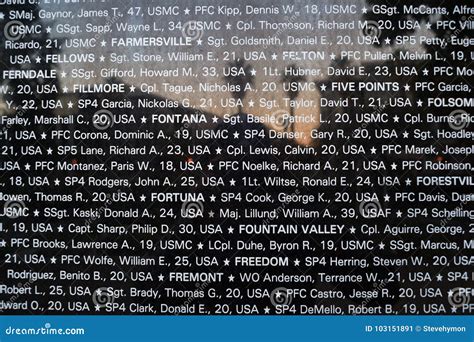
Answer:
xmin=208 ymin=211 xmax=215 ymax=218
xmin=271 ymin=53 xmax=278 ymax=60
xmin=196 ymin=39 xmax=203 ymax=45
xmin=422 ymin=68 xmax=429 ymax=76
xmin=50 ymin=257 xmax=57 ymax=264
xmin=0 ymin=240 xmax=6 ymax=248
xmin=33 ymin=210 xmax=40 ymax=217
xmin=384 ymin=195 xmax=390 ymax=202
xmin=385 ymin=37 xmax=391 ymax=45
xmin=197 ymin=242 xmax=203 ymax=250
xmin=229 ymin=179 xmax=236 ymax=186
xmin=212 ymin=116 xmax=219 ymax=123
xmin=417 ymin=99 xmax=423 ymax=107
xmin=209 ymin=195 xmax=216 ymax=202
xmin=35 ymin=56 xmax=41 ymax=63
xmin=158 ymin=274 xmax=165 ymax=281
xmin=349 ymin=226 xmax=356 ymax=234
xmin=361 ymin=7 xmax=368 ymax=14
xmin=250 ymin=69 xmax=257 ymax=76
xmin=436 ymin=274 xmax=443 ymax=281
xmin=248 ymin=100 xmax=255 ymax=107
xmin=62 ymin=86 xmax=69 ymax=93
xmin=425 ymin=22 xmax=432 ymax=30
xmin=141 ymin=116 xmax=147 ymax=123
xmin=0 ymin=12 xmax=5 ymax=20
xmin=140 ymin=195 xmax=146 ymax=202
xmin=96 ymin=289 xmax=102 ymax=296
xmin=448 ymin=290 xmax=454 ymax=297
xmin=228 ymin=275 xmax=235 ymax=282
xmin=41 ymin=132 xmax=47 ymax=139
xmin=391 ymin=163 xmax=397 ymax=170
xmin=378 ymin=242 xmax=385 ymax=249
xmin=405 ymin=178 xmax=412 ymax=186
xmin=330 ymin=53 xmax=336 ymax=60
xmin=233 ymin=132 xmax=240 ymax=139
xmin=226 ymin=23 xmax=232 ymax=30
xmin=396 ymin=210 xmax=402 ymax=218
xmin=46 ymin=26 xmax=51 ymax=33
xmin=61 ymin=71 xmax=67 ymax=78
xmin=404 ymin=84 xmax=410 ymax=91
xmin=67 ymin=101 xmax=74 ymax=108
xmin=101 ymin=40 xmax=107 ymax=47
xmin=129 ymin=85 xmax=136 ymax=92
xmin=319 ymin=84 xmax=327 ymax=92
xmin=99 ymin=55 xmax=105 ymax=62
xmin=184 ymin=8 xmax=190 ymax=15
xmin=54 ymin=179 xmax=60 ymax=186
xmin=370 ymin=147 xmax=377 ymax=154
xmin=451 ymin=306 xmax=457 ymax=313
xmin=228 ymin=227 xmax=234 ymax=234
xmin=402 ymin=131 xmax=409 ymax=138
xmin=47 ymin=148 xmax=53 ymax=155
xmin=393 ymin=115 xmax=399 ymax=123
xmin=25 ymin=163 xmax=31 ymax=170
xmin=264 ymin=306 xmax=271 ymax=314
xmin=207 ymin=163 xmax=214 ymax=170
xmin=294 ymin=259 xmax=300 ymax=266
xmin=223 ymin=259 xmax=230 ymax=266
xmin=215 ymin=147 xmax=222 ymax=154
xmin=57 ymin=225 xmax=64 ymax=232
xmin=275 ymin=291 xmax=282 ymax=298
xmin=95 ymin=305 xmax=101 ymax=311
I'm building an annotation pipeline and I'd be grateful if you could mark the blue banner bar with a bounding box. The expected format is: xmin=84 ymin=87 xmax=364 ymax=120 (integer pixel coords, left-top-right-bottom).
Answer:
xmin=0 ymin=316 xmax=472 ymax=342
